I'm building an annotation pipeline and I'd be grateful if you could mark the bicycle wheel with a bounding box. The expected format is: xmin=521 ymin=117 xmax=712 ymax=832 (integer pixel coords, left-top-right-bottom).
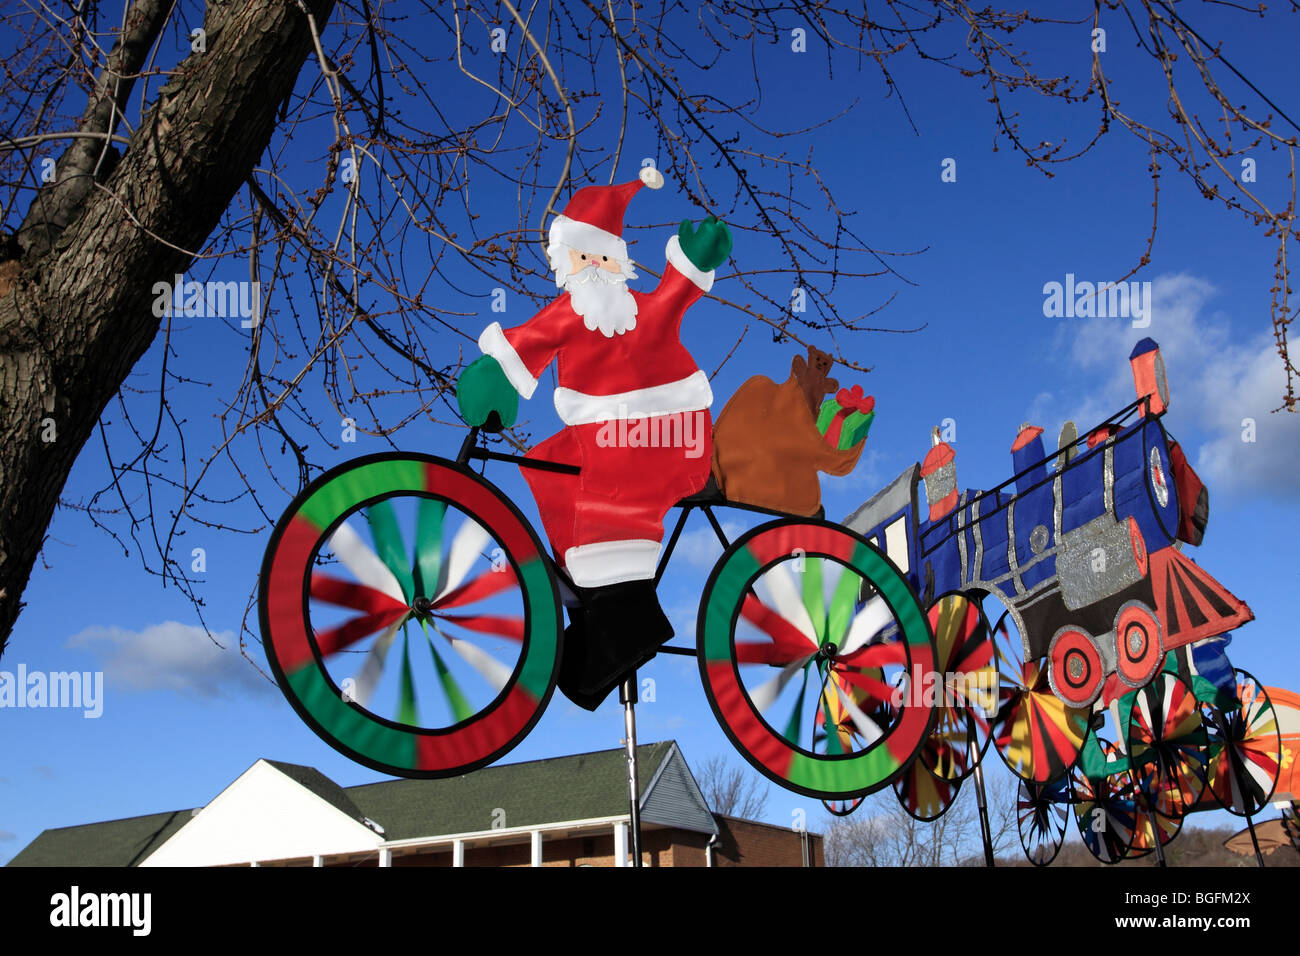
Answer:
xmin=259 ymin=452 xmax=562 ymax=778
xmin=697 ymin=519 xmax=936 ymax=801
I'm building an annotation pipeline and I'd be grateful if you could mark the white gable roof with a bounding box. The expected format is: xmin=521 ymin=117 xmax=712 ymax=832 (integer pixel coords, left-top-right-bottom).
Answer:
xmin=140 ymin=759 xmax=382 ymax=867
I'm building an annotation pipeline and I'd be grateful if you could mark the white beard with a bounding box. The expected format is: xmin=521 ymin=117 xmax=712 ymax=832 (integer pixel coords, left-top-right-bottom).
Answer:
xmin=562 ymin=268 xmax=638 ymax=337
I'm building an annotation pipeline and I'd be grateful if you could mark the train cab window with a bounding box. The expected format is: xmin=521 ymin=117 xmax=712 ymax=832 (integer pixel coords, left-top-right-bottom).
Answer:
xmin=884 ymin=518 xmax=909 ymax=574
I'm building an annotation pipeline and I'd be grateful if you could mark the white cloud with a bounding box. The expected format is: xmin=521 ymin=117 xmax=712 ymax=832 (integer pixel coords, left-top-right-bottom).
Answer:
xmin=662 ymin=598 xmax=701 ymax=642
xmin=67 ymin=621 xmax=274 ymax=698
xmin=0 ymin=830 xmax=14 ymax=842
xmin=1040 ymin=273 xmax=1300 ymax=500
xmin=834 ymin=446 xmax=890 ymax=493
xmin=673 ymin=522 xmax=745 ymax=569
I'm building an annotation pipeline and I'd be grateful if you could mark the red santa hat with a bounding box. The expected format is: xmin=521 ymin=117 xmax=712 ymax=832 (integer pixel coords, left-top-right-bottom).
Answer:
xmin=548 ymin=167 xmax=664 ymax=262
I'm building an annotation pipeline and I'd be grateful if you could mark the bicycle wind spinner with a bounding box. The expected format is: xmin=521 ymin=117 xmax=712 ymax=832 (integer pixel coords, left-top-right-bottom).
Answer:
xmin=260 ymin=170 xmax=1276 ymax=853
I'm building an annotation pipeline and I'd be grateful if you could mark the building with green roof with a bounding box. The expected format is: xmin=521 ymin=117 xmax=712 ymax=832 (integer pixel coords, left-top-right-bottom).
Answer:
xmin=9 ymin=741 xmax=822 ymax=867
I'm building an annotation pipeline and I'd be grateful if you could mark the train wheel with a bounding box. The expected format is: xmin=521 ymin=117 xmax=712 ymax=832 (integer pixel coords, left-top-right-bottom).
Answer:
xmin=259 ymin=453 xmax=562 ymax=778
xmin=697 ymin=519 xmax=936 ymax=801
xmin=1047 ymin=626 xmax=1104 ymax=708
xmin=1114 ymin=600 xmax=1163 ymax=689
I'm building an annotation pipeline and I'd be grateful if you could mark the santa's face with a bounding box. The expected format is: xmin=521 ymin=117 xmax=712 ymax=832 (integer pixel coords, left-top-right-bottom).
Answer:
xmin=560 ymin=246 xmax=639 ymax=338
xmin=567 ymin=248 xmax=624 ymax=275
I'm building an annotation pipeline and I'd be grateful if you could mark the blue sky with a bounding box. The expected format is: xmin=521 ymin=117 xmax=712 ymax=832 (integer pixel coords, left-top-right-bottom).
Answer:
xmin=3 ymin=5 xmax=1299 ymax=862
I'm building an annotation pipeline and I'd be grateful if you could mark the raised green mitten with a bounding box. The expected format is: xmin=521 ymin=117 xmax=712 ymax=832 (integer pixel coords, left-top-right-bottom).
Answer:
xmin=678 ymin=216 xmax=733 ymax=272
xmin=456 ymin=355 xmax=519 ymax=430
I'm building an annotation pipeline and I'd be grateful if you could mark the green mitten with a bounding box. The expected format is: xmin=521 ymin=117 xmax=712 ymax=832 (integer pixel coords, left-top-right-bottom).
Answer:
xmin=457 ymin=355 xmax=519 ymax=430
xmin=678 ymin=216 xmax=733 ymax=272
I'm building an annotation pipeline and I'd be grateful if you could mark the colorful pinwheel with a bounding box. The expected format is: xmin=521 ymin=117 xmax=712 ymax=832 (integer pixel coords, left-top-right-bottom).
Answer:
xmin=920 ymin=593 xmax=996 ymax=782
xmin=1070 ymin=737 xmax=1139 ymax=864
xmin=893 ymin=738 xmax=964 ymax=821
xmin=1203 ymin=669 xmax=1282 ymax=817
xmin=1017 ymin=775 xmax=1071 ymax=866
xmin=1127 ymin=672 xmax=1208 ymax=819
xmin=990 ymin=609 xmax=1089 ymax=783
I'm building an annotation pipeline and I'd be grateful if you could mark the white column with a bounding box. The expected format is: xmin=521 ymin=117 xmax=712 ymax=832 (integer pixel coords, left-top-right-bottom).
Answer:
xmin=614 ymin=822 xmax=628 ymax=868
xmin=312 ymin=855 xmax=322 ymax=868
xmin=452 ymin=839 xmax=465 ymax=867
xmin=378 ymin=847 xmax=392 ymax=868
xmin=530 ymin=830 xmax=543 ymax=867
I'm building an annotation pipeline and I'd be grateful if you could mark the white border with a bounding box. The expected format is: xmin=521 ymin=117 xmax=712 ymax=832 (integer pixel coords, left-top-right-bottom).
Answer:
xmin=549 ymin=216 xmax=628 ymax=261
xmin=665 ymin=235 xmax=715 ymax=293
xmin=564 ymin=539 xmax=662 ymax=586
xmin=478 ymin=321 xmax=538 ymax=399
xmin=553 ymin=370 xmax=713 ymax=426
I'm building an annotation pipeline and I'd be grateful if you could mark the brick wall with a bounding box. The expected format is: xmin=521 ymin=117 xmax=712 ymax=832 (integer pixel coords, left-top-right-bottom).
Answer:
xmin=712 ymin=816 xmax=823 ymax=867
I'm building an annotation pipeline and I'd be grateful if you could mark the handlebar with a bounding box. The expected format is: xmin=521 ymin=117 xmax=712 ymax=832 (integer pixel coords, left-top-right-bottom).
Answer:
xmin=457 ymin=425 xmax=581 ymax=475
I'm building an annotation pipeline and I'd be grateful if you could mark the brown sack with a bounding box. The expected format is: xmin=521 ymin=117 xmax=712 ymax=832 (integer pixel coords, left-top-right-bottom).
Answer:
xmin=711 ymin=372 xmax=863 ymax=516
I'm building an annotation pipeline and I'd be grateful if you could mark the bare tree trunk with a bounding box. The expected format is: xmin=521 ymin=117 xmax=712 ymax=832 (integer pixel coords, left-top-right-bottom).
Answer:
xmin=0 ymin=0 xmax=336 ymax=651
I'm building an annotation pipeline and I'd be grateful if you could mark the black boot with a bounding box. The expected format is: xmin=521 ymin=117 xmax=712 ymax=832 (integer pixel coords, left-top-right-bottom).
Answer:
xmin=557 ymin=607 xmax=608 ymax=712
xmin=556 ymin=579 xmax=673 ymax=710
xmin=580 ymin=579 xmax=674 ymax=699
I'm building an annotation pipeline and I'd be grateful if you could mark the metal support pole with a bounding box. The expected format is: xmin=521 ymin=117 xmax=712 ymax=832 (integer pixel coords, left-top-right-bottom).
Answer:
xmin=972 ymin=752 xmax=995 ymax=867
xmin=1149 ymin=806 xmax=1168 ymax=867
xmin=1245 ymin=813 xmax=1266 ymax=868
xmin=1147 ymin=750 xmax=1169 ymax=866
xmin=620 ymin=672 xmax=643 ymax=868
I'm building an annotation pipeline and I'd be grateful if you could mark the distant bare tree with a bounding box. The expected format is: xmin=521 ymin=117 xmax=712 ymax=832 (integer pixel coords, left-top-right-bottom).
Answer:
xmin=696 ymin=755 xmax=770 ymax=820
xmin=823 ymin=774 xmax=1017 ymax=867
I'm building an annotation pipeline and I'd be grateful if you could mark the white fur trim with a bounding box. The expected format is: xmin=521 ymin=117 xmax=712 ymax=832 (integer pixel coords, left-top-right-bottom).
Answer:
xmin=665 ymin=235 xmax=714 ymax=293
xmin=553 ymin=369 xmax=713 ymax=426
xmin=639 ymin=167 xmax=664 ymax=190
xmin=564 ymin=539 xmax=661 ymax=587
xmin=478 ymin=322 xmax=538 ymax=400
xmin=549 ymin=216 xmax=628 ymax=262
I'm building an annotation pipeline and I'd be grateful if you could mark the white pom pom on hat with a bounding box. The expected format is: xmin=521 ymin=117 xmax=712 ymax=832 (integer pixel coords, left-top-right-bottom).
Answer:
xmin=639 ymin=166 xmax=665 ymax=190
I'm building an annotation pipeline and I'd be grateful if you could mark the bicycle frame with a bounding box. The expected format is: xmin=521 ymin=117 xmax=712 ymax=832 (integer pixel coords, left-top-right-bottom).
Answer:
xmin=455 ymin=424 xmax=824 ymax=658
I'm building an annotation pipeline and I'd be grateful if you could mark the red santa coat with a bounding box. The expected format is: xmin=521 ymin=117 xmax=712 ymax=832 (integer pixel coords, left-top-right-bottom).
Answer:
xmin=478 ymin=235 xmax=715 ymax=587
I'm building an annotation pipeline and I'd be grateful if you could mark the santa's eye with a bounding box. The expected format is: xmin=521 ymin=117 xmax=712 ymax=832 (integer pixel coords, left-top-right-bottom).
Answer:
xmin=602 ymin=256 xmax=608 ymax=261
xmin=580 ymin=254 xmax=587 ymax=260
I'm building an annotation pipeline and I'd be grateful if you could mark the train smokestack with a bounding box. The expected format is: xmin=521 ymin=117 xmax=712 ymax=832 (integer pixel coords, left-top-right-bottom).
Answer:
xmin=921 ymin=427 xmax=958 ymax=521
xmin=1129 ymin=338 xmax=1169 ymax=415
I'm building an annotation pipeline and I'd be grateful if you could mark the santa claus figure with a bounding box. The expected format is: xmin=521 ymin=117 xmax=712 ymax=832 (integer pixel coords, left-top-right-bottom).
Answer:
xmin=457 ymin=168 xmax=732 ymax=709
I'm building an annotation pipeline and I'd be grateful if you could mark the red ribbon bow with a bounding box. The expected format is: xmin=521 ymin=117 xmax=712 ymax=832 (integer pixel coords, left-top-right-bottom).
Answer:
xmin=835 ymin=385 xmax=875 ymax=414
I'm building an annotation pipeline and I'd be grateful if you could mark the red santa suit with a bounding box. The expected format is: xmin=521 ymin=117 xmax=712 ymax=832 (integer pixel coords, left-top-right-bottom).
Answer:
xmin=478 ymin=234 xmax=715 ymax=588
